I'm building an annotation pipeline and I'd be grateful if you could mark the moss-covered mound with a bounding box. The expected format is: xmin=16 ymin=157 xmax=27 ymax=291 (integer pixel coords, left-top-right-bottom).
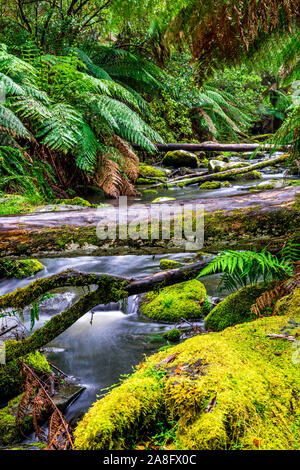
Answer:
xmin=159 ymin=259 xmax=183 ymax=270
xmin=74 ymin=289 xmax=300 ymax=450
xmin=200 ymin=181 xmax=222 ymax=190
xmin=0 ymin=259 xmax=44 ymax=279
xmin=139 ymin=279 xmax=209 ymax=321
xmin=162 ymin=150 xmax=199 ymax=168
xmin=0 ymin=351 xmax=50 ymax=403
xmin=54 ymin=197 xmax=91 ymax=207
xmin=0 ymin=395 xmax=33 ymax=446
xmin=139 ymin=165 xmax=166 ymax=178
xmin=204 ymin=284 xmax=271 ymax=332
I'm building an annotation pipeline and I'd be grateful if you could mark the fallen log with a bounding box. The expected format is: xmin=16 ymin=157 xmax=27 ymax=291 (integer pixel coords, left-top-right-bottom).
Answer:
xmin=2 ymin=261 xmax=208 ymax=363
xmin=145 ymin=154 xmax=289 ymax=189
xmin=132 ymin=143 xmax=288 ymax=152
xmin=171 ymin=153 xmax=290 ymax=187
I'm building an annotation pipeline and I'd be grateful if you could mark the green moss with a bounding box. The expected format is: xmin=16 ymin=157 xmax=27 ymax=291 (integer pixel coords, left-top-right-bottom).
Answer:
xmin=162 ymin=151 xmax=199 ymax=168
xmin=140 ymin=279 xmax=209 ymax=322
xmin=142 ymin=189 xmax=158 ymax=195
xmin=200 ymin=181 xmax=221 ymax=190
xmin=0 ymin=259 xmax=44 ymax=279
xmin=205 ymin=284 xmax=271 ymax=331
xmin=139 ymin=165 xmax=166 ymax=178
xmin=250 ymin=184 xmax=275 ymax=192
xmin=164 ymin=329 xmax=182 ymax=342
xmin=75 ymin=295 xmax=300 ymax=450
xmin=230 ymin=170 xmax=262 ymax=181
xmin=0 ymin=351 xmax=50 ymax=403
xmin=159 ymin=259 xmax=182 ymax=270
xmin=275 ymin=287 xmax=300 ymax=316
xmin=54 ymin=197 xmax=91 ymax=207
xmin=136 ymin=177 xmax=166 ymax=185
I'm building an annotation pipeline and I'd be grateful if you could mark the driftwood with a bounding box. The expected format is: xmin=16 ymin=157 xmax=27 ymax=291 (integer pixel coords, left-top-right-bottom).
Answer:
xmin=2 ymin=261 xmax=208 ymax=363
xmin=132 ymin=143 xmax=288 ymax=152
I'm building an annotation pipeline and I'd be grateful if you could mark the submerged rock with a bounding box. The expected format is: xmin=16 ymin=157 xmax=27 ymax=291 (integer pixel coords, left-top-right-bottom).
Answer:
xmin=162 ymin=150 xmax=199 ymax=168
xmin=74 ymin=287 xmax=300 ymax=450
xmin=139 ymin=279 xmax=209 ymax=321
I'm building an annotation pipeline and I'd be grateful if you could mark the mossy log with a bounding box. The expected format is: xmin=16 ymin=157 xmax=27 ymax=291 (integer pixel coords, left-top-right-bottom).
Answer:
xmin=74 ymin=288 xmax=300 ymax=450
xmin=0 ymin=187 xmax=298 ymax=257
xmin=162 ymin=153 xmax=290 ymax=187
xmin=2 ymin=261 xmax=208 ymax=364
xmin=131 ymin=142 xmax=288 ymax=152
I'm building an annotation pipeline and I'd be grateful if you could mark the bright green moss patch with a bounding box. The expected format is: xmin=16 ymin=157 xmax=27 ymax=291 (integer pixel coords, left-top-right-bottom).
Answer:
xmin=74 ymin=366 xmax=166 ymax=450
xmin=159 ymin=259 xmax=182 ymax=270
xmin=0 ymin=351 xmax=50 ymax=403
xmin=200 ymin=181 xmax=221 ymax=190
xmin=142 ymin=189 xmax=158 ymax=195
xmin=54 ymin=197 xmax=91 ymax=207
xmin=164 ymin=329 xmax=182 ymax=342
xmin=139 ymin=165 xmax=166 ymax=178
xmin=0 ymin=259 xmax=44 ymax=279
xmin=140 ymin=279 xmax=209 ymax=321
xmin=205 ymin=283 xmax=271 ymax=331
xmin=250 ymin=183 xmax=275 ymax=192
xmin=75 ymin=291 xmax=300 ymax=450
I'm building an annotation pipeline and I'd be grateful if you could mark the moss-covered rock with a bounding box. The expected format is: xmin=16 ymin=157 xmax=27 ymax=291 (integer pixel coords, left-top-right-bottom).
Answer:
xmin=249 ymin=183 xmax=275 ymax=192
xmin=54 ymin=197 xmax=91 ymax=207
xmin=159 ymin=259 xmax=183 ymax=270
xmin=141 ymin=189 xmax=158 ymax=195
xmin=0 ymin=351 xmax=50 ymax=403
xmin=0 ymin=259 xmax=44 ymax=279
xmin=275 ymin=287 xmax=300 ymax=316
xmin=162 ymin=151 xmax=199 ymax=168
xmin=74 ymin=293 xmax=300 ymax=450
xmin=0 ymin=395 xmax=33 ymax=446
xmin=140 ymin=279 xmax=209 ymax=322
xmin=204 ymin=284 xmax=271 ymax=332
xmin=230 ymin=170 xmax=262 ymax=181
xmin=200 ymin=181 xmax=222 ymax=190
xmin=139 ymin=165 xmax=167 ymax=178
xmin=151 ymin=197 xmax=176 ymax=203
xmin=164 ymin=328 xmax=182 ymax=342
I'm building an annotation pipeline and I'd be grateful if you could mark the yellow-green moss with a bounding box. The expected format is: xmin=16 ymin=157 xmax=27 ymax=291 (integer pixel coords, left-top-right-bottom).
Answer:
xmin=200 ymin=181 xmax=221 ymax=190
xmin=0 ymin=259 xmax=44 ymax=279
xmin=275 ymin=287 xmax=300 ymax=316
xmin=159 ymin=259 xmax=182 ymax=270
xmin=0 ymin=395 xmax=33 ymax=446
xmin=54 ymin=197 xmax=91 ymax=207
xmin=139 ymin=165 xmax=166 ymax=178
xmin=75 ymin=290 xmax=300 ymax=450
xmin=140 ymin=279 xmax=209 ymax=321
xmin=0 ymin=351 xmax=50 ymax=403
xmin=164 ymin=329 xmax=182 ymax=342
xmin=205 ymin=283 xmax=272 ymax=332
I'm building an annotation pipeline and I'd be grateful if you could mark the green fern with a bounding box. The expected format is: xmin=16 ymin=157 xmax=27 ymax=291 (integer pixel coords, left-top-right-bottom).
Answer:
xmin=197 ymin=249 xmax=294 ymax=292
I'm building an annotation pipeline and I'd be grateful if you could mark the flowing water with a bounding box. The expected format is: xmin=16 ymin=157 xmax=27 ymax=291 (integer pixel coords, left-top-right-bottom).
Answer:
xmin=0 ymin=253 xmax=227 ymax=424
xmin=0 ymin=151 xmax=298 ymax=434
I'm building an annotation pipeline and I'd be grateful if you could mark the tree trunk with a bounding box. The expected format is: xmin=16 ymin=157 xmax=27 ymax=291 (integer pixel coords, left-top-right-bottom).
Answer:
xmin=131 ymin=143 xmax=289 ymax=152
